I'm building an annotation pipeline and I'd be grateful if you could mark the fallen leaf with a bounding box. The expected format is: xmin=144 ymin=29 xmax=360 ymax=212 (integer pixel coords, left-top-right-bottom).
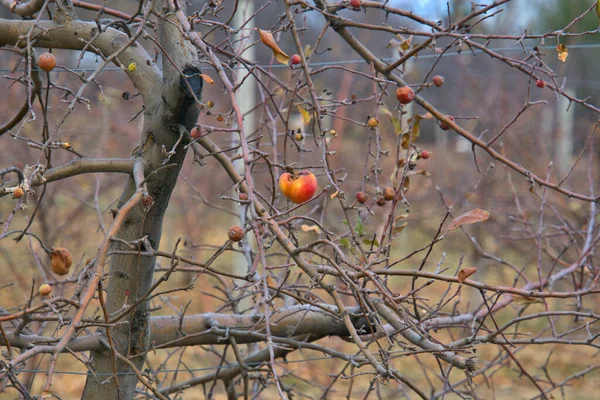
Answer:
xmin=556 ymin=43 xmax=568 ymax=62
xmin=258 ymin=29 xmax=290 ymax=65
xmin=457 ymin=267 xmax=477 ymax=283
xmin=447 ymin=209 xmax=490 ymax=231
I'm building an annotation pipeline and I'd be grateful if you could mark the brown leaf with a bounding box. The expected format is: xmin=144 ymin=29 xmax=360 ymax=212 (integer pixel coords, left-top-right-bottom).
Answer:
xmin=447 ymin=208 xmax=490 ymax=232
xmin=258 ymin=29 xmax=290 ymax=65
xmin=392 ymin=222 xmax=408 ymax=235
xmin=51 ymin=247 xmax=72 ymax=276
xmin=457 ymin=267 xmax=477 ymax=283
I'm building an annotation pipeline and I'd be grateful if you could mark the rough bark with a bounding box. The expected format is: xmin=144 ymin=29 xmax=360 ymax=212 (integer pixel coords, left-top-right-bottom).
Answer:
xmin=81 ymin=3 xmax=200 ymax=399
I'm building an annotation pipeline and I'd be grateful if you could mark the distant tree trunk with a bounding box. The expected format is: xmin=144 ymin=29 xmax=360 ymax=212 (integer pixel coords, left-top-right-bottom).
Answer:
xmin=81 ymin=2 xmax=200 ymax=399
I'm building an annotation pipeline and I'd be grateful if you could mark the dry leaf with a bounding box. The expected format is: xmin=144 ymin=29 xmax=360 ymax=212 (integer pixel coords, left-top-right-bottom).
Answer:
xmin=457 ymin=267 xmax=477 ymax=283
xmin=330 ymin=190 xmax=339 ymax=199
xmin=200 ymin=74 xmax=214 ymax=84
xmin=51 ymin=247 xmax=72 ymax=276
xmin=297 ymin=105 xmax=312 ymax=125
xmin=392 ymin=222 xmax=408 ymax=235
xmin=447 ymin=209 xmax=490 ymax=231
xmin=300 ymin=224 xmax=320 ymax=233
xmin=556 ymin=44 xmax=568 ymax=62
xmin=258 ymin=29 xmax=290 ymax=65
xmin=266 ymin=275 xmax=277 ymax=287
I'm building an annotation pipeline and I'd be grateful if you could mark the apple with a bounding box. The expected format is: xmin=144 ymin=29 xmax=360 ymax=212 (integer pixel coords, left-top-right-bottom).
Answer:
xmin=51 ymin=247 xmax=72 ymax=276
xmin=228 ymin=226 xmax=245 ymax=242
xmin=37 ymin=52 xmax=56 ymax=72
xmin=536 ymin=79 xmax=546 ymax=88
xmin=291 ymin=54 xmax=301 ymax=65
xmin=367 ymin=117 xmax=378 ymax=128
xmin=350 ymin=0 xmax=361 ymax=9
xmin=356 ymin=191 xmax=368 ymax=203
xmin=279 ymin=170 xmax=317 ymax=204
xmin=420 ymin=150 xmax=431 ymax=159
xmin=39 ymin=283 xmax=52 ymax=296
xmin=395 ymin=86 xmax=414 ymax=104
xmin=432 ymin=75 xmax=445 ymax=87
xmin=376 ymin=196 xmax=386 ymax=206
xmin=383 ymin=187 xmax=395 ymax=201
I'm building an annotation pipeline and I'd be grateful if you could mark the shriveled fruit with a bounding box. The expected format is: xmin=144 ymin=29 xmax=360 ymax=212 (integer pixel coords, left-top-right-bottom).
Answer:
xmin=190 ymin=126 xmax=201 ymax=139
xmin=39 ymin=283 xmax=52 ymax=296
xmin=37 ymin=52 xmax=56 ymax=72
xmin=356 ymin=191 xmax=368 ymax=204
xmin=12 ymin=187 xmax=24 ymax=199
xmin=294 ymin=133 xmax=303 ymax=141
xmin=395 ymin=86 xmax=414 ymax=104
xmin=51 ymin=247 xmax=72 ymax=276
xmin=432 ymin=75 xmax=444 ymax=87
xmin=383 ymin=187 xmax=395 ymax=201
xmin=440 ymin=115 xmax=455 ymax=131
xmin=376 ymin=196 xmax=387 ymax=206
xmin=279 ymin=170 xmax=317 ymax=204
xmin=367 ymin=117 xmax=378 ymax=128
xmin=228 ymin=226 xmax=245 ymax=242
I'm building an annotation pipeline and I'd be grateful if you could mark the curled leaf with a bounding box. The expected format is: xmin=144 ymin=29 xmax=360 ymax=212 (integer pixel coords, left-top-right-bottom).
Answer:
xmin=447 ymin=209 xmax=490 ymax=232
xmin=258 ymin=29 xmax=290 ymax=65
xmin=297 ymin=105 xmax=312 ymax=126
xmin=300 ymin=224 xmax=320 ymax=233
xmin=457 ymin=267 xmax=477 ymax=283
xmin=200 ymin=74 xmax=214 ymax=84
xmin=556 ymin=43 xmax=568 ymax=62
xmin=330 ymin=190 xmax=339 ymax=199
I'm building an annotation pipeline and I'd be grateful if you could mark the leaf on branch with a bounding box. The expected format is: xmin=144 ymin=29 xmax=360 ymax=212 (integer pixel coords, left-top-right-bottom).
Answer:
xmin=380 ymin=106 xmax=401 ymax=135
xmin=597 ymin=0 xmax=600 ymax=20
xmin=330 ymin=190 xmax=339 ymax=199
xmin=297 ymin=105 xmax=312 ymax=125
xmin=258 ymin=29 xmax=290 ymax=65
xmin=200 ymin=74 xmax=214 ymax=84
xmin=457 ymin=267 xmax=477 ymax=283
xmin=392 ymin=222 xmax=408 ymax=235
xmin=447 ymin=208 xmax=490 ymax=232
xmin=300 ymin=224 xmax=320 ymax=233
xmin=556 ymin=44 xmax=568 ymax=63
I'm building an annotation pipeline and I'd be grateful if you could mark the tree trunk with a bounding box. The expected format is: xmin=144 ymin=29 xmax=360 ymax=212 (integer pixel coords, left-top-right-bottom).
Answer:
xmin=82 ymin=2 xmax=200 ymax=398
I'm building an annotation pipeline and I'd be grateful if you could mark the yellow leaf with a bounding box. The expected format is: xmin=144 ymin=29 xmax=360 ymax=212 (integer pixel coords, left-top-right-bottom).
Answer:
xmin=200 ymin=74 xmax=214 ymax=84
xmin=330 ymin=190 xmax=339 ymax=199
xmin=300 ymin=224 xmax=320 ymax=233
xmin=297 ymin=105 xmax=312 ymax=125
xmin=380 ymin=106 xmax=401 ymax=135
xmin=258 ymin=29 xmax=290 ymax=65
xmin=596 ymin=0 xmax=600 ymax=20
xmin=400 ymin=35 xmax=413 ymax=51
xmin=304 ymin=44 xmax=313 ymax=58
xmin=392 ymin=222 xmax=408 ymax=235
xmin=556 ymin=44 xmax=568 ymax=63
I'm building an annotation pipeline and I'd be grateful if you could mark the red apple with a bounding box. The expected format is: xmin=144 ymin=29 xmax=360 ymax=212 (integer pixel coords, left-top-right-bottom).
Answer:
xmin=395 ymin=86 xmax=414 ymax=104
xmin=37 ymin=52 xmax=56 ymax=72
xmin=439 ymin=115 xmax=455 ymax=131
xmin=291 ymin=54 xmax=301 ymax=65
xmin=279 ymin=170 xmax=317 ymax=204
xmin=536 ymin=79 xmax=546 ymax=88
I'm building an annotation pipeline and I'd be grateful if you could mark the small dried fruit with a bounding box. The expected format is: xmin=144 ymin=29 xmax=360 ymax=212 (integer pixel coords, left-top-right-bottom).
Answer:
xmin=206 ymin=100 xmax=215 ymax=108
xmin=356 ymin=191 xmax=368 ymax=204
xmin=440 ymin=115 xmax=455 ymax=131
xmin=228 ymin=225 xmax=245 ymax=242
xmin=37 ymin=52 xmax=56 ymax=72
xmin=12 ymin=187 xmax=24 ymax=199
xmin=376 ymin=196 xmax=387 ymax=206
xmin=291 ymin=54 xmax=301 ymax=65
xmin=367 ymin=117 xmax=379 ymax=128
xmin=383 ymin=187 xmax=395 ymax=201
xmin=432 ymin=75 xmax=444 ymax=87
xmin=420 ymin=150 xmax=431 ymax=159
xmin=51 ymin=247 xmax=72 ymax=276
xmin=216 ymin=114 xmax=224 ymax=122
xmin=350 ymin=0 xmax=361 ymax=9
xmin=239 ymin=193 xmax=249 ymax=201
xmin=536 ymin=79 xmax=546 ymax=88
xmin=330 ymin=129 xmax=337 ymax=136
xmin=395 ymin=86 xmax=415 ymax=104
xmin=39 ymin=283 xmax=52 ymax=296
xmin=294 ymin=133 xmax=303 ymax=141
xmin=190 ymin=126 xmax=201 ymax=139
